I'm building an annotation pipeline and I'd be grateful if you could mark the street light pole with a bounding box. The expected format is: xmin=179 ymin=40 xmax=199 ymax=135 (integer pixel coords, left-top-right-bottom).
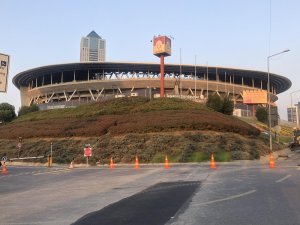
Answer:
xmin=50 ymin=142 xmax=53 ymax=167
xmin=267 ymin=49 xmax=290 ymax=153
xmin=206 ymin=62 xmax=209 ymax=99
xmin=51 ymin=142 xmax=53 ymax=159
xmin=180 ymin=48 xmax=182 ymax=98
xmin=194 ymin=55 xmax=197 ymax=101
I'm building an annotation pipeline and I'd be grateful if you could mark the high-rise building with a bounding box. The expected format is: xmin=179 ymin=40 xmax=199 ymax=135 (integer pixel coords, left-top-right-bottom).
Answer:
xmin=287 ymin=105 xmax=299 ymax=124
xmin=80 ymin=31 xmax=106 ymax=62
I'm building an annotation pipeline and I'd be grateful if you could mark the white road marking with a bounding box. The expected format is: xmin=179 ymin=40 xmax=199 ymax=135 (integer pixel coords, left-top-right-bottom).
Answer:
xmin=276 ymin=174 xmax=292 ymax=183
xmin=33 ymin=169 xmax=70 ymax=175
xmin=193 ymin=189 xmax=257 ymax=206
xmin=0 ymin=221 xmax=70 ymax=225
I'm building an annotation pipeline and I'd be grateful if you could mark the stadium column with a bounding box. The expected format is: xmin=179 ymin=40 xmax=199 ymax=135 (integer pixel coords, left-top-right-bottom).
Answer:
xmin=20 ymin=87 xmax=31 ymax=106
xmin=160 ymin=55 xmax=164 ymax=97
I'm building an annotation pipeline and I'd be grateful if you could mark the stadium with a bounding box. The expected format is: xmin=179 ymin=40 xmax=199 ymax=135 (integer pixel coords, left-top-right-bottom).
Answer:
xmin=13 ymin=61 xmax=291 ymax=122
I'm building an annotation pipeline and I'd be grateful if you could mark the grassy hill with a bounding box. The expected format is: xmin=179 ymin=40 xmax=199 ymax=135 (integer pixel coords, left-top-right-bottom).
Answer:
xmin=0 ymin=97 xmax=285 ymax=164
xmin=1 ymin=97 xmax=259 ymax=138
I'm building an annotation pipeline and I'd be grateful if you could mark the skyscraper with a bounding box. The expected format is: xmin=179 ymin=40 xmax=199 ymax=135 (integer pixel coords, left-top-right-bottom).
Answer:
xmin=80 ymin=31 xmax=106 ymax=62
xmin=287 ymin=104 xmax=300 ymax=125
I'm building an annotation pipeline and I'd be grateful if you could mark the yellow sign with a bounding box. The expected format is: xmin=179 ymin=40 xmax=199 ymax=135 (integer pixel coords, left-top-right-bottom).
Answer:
xmin=243 ymin=90 xmax=267 ymax=104
xmin=0 ymin=53 xmax=9 ymax=92
xmin=153 ymin=36 xmax=171 ymax=56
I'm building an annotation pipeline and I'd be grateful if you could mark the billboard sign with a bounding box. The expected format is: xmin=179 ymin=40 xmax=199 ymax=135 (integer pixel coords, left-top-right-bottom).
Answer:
xmin=0 ymin=53 xmax=9 ymax=92
xmin=153 ymin=36 xmax=171 ymax=57
xmin=243 ymin=90 xmax=267 ymax=104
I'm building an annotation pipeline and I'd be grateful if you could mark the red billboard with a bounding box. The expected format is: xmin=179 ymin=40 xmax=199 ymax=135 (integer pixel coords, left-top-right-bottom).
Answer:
xmin=153 ymin=36 xmax=171 ymax=57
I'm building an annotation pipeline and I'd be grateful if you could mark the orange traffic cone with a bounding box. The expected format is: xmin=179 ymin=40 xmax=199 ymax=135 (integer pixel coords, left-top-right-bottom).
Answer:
xmin=1 ymin=162 xmax=8 ymax=174
xmin=210 ymin=154 xmax=217 ymax=169
xmin=134 ymin=156 xmax=140 ymax=170
xmin=110 ymin=157 xmax=115 ymax=170
xmin=164 ymin=155 xmax=170 ymax=169
xmin=269 ymin=153 xmax=275 ymax=169
xmin=69 ymin=161 xmax=74 ymax=169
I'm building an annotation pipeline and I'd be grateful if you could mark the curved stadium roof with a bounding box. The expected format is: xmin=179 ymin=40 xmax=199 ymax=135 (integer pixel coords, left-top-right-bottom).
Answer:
xmin=13 ymin=62 xmax=292 ymax=94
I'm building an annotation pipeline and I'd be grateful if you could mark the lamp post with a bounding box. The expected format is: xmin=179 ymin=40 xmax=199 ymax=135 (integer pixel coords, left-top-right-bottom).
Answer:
xmin=49 ymin=142 xmax=53 ymax=167
xmin=194 ymin=55 xmax=197 ymax=101
xmin=267 ymin=49 xmax=290 ymax=153
xmin=50 ymin=142 xmax=53 ymax=160
xmin=18 ymin=136 xmax=22 ymax=158
xmin=179 ymin=48 xmax=182 ymax=98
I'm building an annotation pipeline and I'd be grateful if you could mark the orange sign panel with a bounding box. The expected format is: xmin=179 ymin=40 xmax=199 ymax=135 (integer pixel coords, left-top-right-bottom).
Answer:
xmin=243 ymin=90 xmax=268 ymax=104
xmin=153 ymin=36 xmax=171 ymax=56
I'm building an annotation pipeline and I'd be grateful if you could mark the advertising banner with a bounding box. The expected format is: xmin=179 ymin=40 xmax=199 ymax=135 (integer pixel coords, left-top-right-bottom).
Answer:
xmin=0 ymin=53 xmax=9 ymax=92
xmin=243 ymin=90 xmax=268 ymax=104
xmin=153 ymin=36 xmax=171 ymax=56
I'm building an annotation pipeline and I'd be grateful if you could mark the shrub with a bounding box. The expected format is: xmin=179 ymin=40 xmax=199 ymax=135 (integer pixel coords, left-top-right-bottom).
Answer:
xmin=249 ymin=141 xmax=260 ymax=159
xmin=206 ymin=93 xmax=223 ymax=112
xmin=230 ymin=142 xmax=243 ymax=152
xmin=0 ymin=103 xmax=16 ymax=123
xmin=18 ymin=104 xmax=39 ymax=116
xmin=206 ymin=94 xmax=234 ymax=115
xmin=222 ymin=95 xmax=234 ymax=115
xmin=231 ymin=151 xmax=250 ymax=160
xmin=255 ymin=107 xmax=268 ymax=124
xmin=214 ymin=151 xmax=231 ymax=162
xmin=152 ymin=152 xmax=165 ymax=163
xmin=179 ymin=143 xmax=197 ymax=162
xmin=188 ymin=152 xmax=210 ymax=162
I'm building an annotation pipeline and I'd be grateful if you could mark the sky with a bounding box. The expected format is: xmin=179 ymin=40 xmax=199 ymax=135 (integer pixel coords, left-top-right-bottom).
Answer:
xmin=0 ymin=0 xmax=299 ymax=120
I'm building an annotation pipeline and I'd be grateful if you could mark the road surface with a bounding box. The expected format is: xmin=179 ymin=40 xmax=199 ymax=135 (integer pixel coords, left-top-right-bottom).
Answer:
xmin=0 ymin=150 xmax=299 ymax=225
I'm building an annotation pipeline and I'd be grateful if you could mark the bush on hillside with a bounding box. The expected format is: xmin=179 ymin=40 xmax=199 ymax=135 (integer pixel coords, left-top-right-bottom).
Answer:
xmin=18 ymin=104 xmax=39 ymax=116
xmin=206 ymin=93 xmax=223 ymax=112
xmin=0 ymin=103 xmax=16 ymax=123
xmin=255 ymin=107 xmax=268 ymax=124
xmin=222 ymin=95 xmax=234 ymax=115
xmin=206 ymin=94 xmax=234 ymax=115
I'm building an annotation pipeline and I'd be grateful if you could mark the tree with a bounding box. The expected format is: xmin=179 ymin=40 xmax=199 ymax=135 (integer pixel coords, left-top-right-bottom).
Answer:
xmin=255 ymin=107 xmax=268 ymax=124
xmin=18 ymin=104 xmax=39 ymax=116
xmin=222 ymin=95 xmax=234 ymax=115
xmin=0 ymin=103 xmax=16 ymax=123
xmin=206 ymin=94 xmax=234 ymax=115
xmin=206 ymin=93 xmax=223 ymax=112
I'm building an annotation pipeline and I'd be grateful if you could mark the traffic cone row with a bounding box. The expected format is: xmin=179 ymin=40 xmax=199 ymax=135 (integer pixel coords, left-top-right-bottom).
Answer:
xmin=164 ymin=155 xmax=170 ymax=169
xmin=134 ymin=156 xmax=140 ymax=170
xmin=107 ymin=155 xmax=172 ymax=170
xmin=63 ymin=153 xmax=276 ymax=170
xmin=68 ymin=161 xmax=74 ymax=169
xmin=269 ymin=153 xmax=275 ymax=169
xmin=110 ymin=157 xmax=115 ymax=170
xmin=210 ymin=154 xmax=217 ymax=169
xmin=1 ymin=162 xmax=8 ymax=174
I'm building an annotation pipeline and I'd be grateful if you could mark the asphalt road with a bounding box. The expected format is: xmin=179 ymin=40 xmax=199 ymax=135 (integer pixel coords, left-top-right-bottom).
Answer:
xmin=0 ymin=150 xmax=300 ymax=225
xmin=72 ymin=181 xmax=200 ymax=225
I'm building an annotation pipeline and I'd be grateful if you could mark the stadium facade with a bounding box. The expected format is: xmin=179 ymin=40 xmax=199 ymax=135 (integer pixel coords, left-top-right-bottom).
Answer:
xmin=13 ymin=61 xmax=291 ymax=124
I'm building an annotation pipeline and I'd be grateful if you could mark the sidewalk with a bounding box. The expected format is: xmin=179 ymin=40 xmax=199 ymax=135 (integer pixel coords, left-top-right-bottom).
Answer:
xmin=259 ymin=148 xmax=293 ymax=162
